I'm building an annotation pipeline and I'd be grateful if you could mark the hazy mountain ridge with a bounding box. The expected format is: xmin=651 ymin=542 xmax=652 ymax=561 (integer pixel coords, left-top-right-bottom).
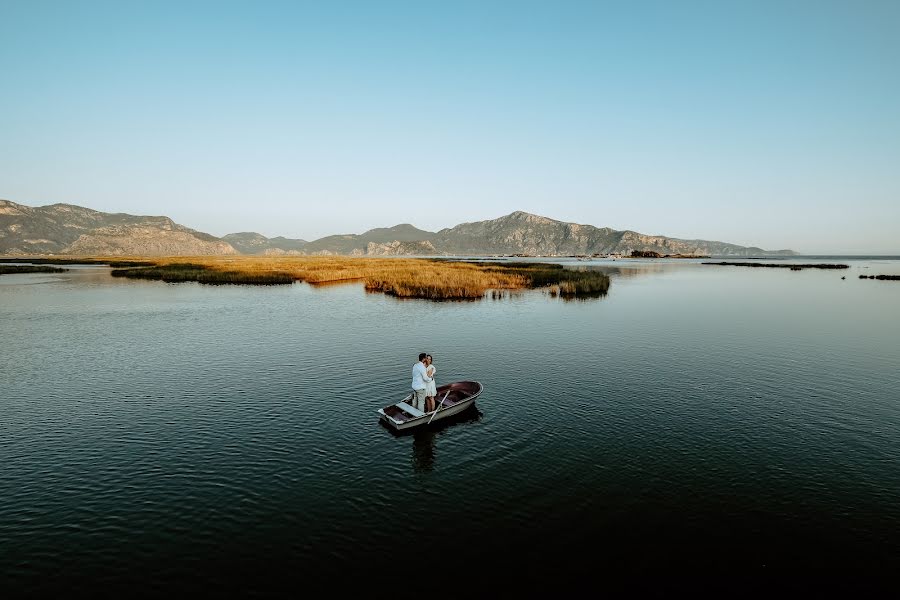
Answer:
xmin=0 ymin=199 xmax=794 ymax=257
xmin=243 ymin=212 xmax=791 ymax=256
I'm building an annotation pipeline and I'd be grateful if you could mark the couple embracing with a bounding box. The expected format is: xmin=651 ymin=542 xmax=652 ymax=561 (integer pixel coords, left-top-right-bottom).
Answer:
xmin=411 ymin=353 xmax=438 ymax=412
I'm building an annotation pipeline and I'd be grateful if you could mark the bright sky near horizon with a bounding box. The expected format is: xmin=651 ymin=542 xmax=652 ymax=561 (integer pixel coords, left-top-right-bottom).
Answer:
xmin=1 ymin=1 xmax=898 ymax=253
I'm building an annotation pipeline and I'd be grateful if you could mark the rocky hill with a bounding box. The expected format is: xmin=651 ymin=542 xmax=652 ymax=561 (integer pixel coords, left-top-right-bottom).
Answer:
xmin=429 ymin=211 xmax=792 ymax=256
xmin=1 ymin=199 xmax=794 ymax=257
xmin=0 ymin=200 xmax=235 ymax=255
xmin=300 ymin=224 xmax=436 ymax=255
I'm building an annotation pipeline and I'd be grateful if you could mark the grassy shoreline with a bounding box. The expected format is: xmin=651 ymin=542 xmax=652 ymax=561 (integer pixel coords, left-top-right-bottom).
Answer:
xmin=3 ymin=256 xmax=609 ymax=299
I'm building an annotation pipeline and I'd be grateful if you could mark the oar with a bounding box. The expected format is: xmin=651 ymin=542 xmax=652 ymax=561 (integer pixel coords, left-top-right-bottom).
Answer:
xmin=428 ymin=390 xmax=451 ymax=424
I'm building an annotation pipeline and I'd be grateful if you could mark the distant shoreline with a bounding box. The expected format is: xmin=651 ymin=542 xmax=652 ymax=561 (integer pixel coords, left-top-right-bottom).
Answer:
xmin=703 ymin=261 xmax=849 ymax=270
xmin=0 ymin=264 xmax=68 ymax=275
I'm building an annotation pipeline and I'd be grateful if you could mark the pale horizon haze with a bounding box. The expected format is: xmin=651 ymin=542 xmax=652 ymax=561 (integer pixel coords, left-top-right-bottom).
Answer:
xmin=1 ymin=1 xmax=898 ymax=254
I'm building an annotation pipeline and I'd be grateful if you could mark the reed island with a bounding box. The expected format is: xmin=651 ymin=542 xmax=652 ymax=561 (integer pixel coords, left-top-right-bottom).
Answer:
xmin=54 ymin=256 xmax=613 ymax=300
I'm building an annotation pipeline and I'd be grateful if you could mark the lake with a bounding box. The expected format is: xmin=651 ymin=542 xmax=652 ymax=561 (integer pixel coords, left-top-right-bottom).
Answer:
xmin=2 ymin=257 xmax=899 ymax=593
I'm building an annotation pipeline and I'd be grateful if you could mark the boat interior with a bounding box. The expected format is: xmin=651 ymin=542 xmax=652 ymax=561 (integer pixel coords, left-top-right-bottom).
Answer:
xmin=382 ymin=381 xmax=481 ymax=423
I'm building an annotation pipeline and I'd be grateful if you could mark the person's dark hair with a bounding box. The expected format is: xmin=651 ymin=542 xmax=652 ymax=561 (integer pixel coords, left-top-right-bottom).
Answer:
xmin=426 ymin=355 xmax=433 ymax=361
xmin=418 ymin=353 xmax=427 ymax=361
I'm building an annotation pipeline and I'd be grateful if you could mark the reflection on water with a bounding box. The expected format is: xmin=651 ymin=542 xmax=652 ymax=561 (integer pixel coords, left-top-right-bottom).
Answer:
xmin=377 ymin=405 xmax=484 ymax=473
xmin=410 ymin=407 xmax=483 ymax=472
xmin=554 ymin=290 xmax=608 ymax=302
xmin=411 ymin=429 xmax=436 ymax=472
xmin=577 ymin=263 xmax=677 ymax=279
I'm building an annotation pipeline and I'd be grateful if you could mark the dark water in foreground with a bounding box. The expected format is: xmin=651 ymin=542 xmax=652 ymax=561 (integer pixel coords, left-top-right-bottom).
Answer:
xmin=2 ymin=258 xmax=899 ymax=593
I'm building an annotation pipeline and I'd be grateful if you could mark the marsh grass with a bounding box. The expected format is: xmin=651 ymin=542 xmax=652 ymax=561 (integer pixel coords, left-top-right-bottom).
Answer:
xmin=111 ymin=263 xmax=295 ymax=285
xmin=89 ymin=255 xmax=610 ymax=299
xmin=106 ymin=260 xmax=155 ymax=268
xmin=548 ymin=278 xmax=611 ymax=297
xmin=471 ymin=262 xmax=610 ymax=297
xmin=0 ymin=265 xmax=68 ymax=275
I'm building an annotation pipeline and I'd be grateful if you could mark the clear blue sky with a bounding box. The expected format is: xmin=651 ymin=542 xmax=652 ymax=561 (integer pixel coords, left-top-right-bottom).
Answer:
xmin=1 ymin=1 xmax=898 ymax=253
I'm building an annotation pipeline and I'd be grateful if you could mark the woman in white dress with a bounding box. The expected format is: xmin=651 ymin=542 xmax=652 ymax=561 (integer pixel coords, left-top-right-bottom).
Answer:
xmin=425 ymin=354 xmax=437 ymax=412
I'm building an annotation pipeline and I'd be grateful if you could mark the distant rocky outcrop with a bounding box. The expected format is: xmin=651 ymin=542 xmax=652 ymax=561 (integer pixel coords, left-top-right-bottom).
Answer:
xmin=261 ymin=248 xmax=306 ymax=256
xmin=0 ymin=200 xmax=236 ymax=256
xmin=222 ymin=232 xmax=308 ymax=254
xmin=366 ymin=240 xmax=440 ymax=256
xmin=301 ymin=224 xmax=436 ymax=255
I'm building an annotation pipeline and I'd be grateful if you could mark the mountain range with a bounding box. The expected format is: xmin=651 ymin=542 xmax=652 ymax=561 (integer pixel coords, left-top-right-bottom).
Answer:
xmin=0 ymin=199 xmax=795 ymax=257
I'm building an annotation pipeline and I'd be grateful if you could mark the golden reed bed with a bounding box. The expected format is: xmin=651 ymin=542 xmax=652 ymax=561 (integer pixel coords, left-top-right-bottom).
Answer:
xmin=7 ymin=255 xmax=610 ymax=299
xmin=181 ymin=256 xmax=530 ymax=298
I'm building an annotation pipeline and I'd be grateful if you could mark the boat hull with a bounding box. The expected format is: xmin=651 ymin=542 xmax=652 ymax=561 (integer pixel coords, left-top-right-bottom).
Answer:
xmin=378 ymin=381 xmax=483 ymax=431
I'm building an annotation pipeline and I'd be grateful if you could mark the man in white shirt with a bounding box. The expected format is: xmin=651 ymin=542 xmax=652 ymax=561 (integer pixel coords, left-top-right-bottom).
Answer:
xmin=411 ymin=353 xmax=432 ymax=411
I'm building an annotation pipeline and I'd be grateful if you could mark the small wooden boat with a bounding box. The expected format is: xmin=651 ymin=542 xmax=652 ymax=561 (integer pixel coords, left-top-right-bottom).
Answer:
xmin=378 ymin=381 xmax=483 ymax=431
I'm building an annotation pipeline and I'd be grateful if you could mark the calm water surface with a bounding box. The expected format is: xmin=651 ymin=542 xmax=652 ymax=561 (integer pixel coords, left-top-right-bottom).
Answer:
xmin=2 ymin=258 xmax=899 ymax=593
